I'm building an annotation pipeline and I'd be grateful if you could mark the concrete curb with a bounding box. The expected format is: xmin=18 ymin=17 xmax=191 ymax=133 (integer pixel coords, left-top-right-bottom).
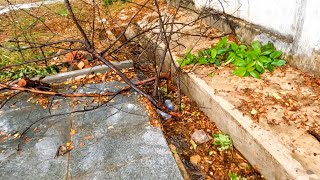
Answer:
xmin=37 ymin=60 xmax=133 ymax=83
xmin=180 ymin=73 xmax=312 ymax=180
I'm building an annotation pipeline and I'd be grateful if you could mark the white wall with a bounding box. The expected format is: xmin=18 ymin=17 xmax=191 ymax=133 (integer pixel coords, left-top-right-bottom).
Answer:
xmin=194 ymin=0 xmax=298 ymax=36
xmin=295 ymin=0 xmax=320 ymax=55
xmin=193 ymin=0 xmax=320 ymax=74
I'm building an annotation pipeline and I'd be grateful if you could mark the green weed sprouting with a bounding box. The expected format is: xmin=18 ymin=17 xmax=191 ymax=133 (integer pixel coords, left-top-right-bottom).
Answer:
xmin=177 ymin=37 xmax=286 ymax=79
xmin=212 ymin=133 xmax=232 ymax=152
xmin=228 ymin=172 xmax=247 ymax=180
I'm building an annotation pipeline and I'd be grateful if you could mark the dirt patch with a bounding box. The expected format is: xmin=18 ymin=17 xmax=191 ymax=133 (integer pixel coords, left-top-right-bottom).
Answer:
xmin=162 ymin=93 xmax=263 ymax=179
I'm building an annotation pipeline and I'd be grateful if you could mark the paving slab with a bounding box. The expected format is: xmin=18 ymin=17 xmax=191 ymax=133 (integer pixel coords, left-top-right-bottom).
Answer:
xmin=0 ymin=81 xmax=183 ymax=180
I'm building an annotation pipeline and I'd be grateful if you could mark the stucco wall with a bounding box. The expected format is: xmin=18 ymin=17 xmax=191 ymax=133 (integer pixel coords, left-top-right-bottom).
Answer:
xmin=193 ymin=0 xmax=320 ymax=75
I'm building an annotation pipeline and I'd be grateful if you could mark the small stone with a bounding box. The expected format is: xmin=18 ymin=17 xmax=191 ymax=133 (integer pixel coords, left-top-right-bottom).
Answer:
xmin=191 ymin=129 xmax=211 ymax=144
xmin=190 ymin=155 xmax=201 ymax=165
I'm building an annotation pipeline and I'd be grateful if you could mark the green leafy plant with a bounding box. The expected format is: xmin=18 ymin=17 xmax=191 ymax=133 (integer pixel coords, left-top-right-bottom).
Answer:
xmin=178 ymin=37 xmax=286 ymax=78
xmin=0 ymin=65 xmax=59 ymax=82
xmin=212 ymin=133 xmax=232 ymax=151
xmin=228 ymin=172 xmax=247 ymax=180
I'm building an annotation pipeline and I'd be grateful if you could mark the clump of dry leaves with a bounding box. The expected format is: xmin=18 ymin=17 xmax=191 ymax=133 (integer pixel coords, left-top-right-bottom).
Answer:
xmin=140 ymin=86 xmax=263 ymax=179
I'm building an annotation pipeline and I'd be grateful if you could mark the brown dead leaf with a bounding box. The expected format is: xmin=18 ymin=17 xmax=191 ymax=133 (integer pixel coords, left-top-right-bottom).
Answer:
xmin=56 ymin=142 xmax=74 ymax=157
xmin=17 ymin=79 xmax=27 ymax=87
xmin=77 ymin=61 xmax=85 ymax=69
xmin=70 ymin=129 xmax=77 ymax=136
xmin=190 ymin=155 xmax=201 ymax=165
xmin=65 ymin=51 xmax=77 ymax=63
xmin=66 ymin=142 xmax=74 ymax=150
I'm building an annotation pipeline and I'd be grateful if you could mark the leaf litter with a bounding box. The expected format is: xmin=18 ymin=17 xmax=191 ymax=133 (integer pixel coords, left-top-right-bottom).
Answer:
xmin=140 ymin=85 xmax=263 ymax=179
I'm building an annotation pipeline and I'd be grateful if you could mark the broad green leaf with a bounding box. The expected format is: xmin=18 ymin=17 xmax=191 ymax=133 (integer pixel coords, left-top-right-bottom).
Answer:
xmin=230 ymin=42 xmax=239 ymax=51
xmin=237 ymin=51 xmax=246 ymax=59
xmin=255 ymin=61 xmax=265 ymax=73
xmin=261 ymin=48 xmax=275 ymax=55
xmin=251 ymin=41 xmax=261 ymax=55
xmin=259 ymin=56 xmax=272 ymax=64
xmin=226 ymin=52 xmax=236 ymax=64
xmin=209 ymin=58 xmax=216 ymax=64
xmin=217 ymin=37 xmax=227 ymax=48
xmin=249 ymin=70 xmax=261 ymax=79
xmin=234 ymin=59 xmax=247 ymax=67
xmin=233 ymin=67 xmax=247 ymax=77
xmin=177 ymin=58 xmax=183 ymax=65
xmin=211 ymin=48 xmax=217 ymax=59
xmin=270 ymin=50 xmax=282 ymax=59
xmin=251 ymin=41 xmax=261 ymax=49
xmin=246 ymin=55 xmax=253 ymax=64
xmin=247 ymin=50 xmax=258 ymax=59
xmin=271 ymin=59 xmax=286 ymax=67
xmin=247 ymin=67 xmax=255 ymax=72
xmin=262 ymin=42 xmax=274 ymax=50
xmin=217 ymin=48 xmax=228 ymax=55
xmin=247 ymin=61 xmax=256 ymax=68
xmin=239 ymin=45 xmax=247 ymax=50
xmin=204 ymin=49 xmax=211 ymax=56
xmin=199 ymin=57 xmax=208 ymax=65
xmin=179 ymin=58 xmax=192 ymax=67
xmin=267 ymin=64 xmax=275 ymax=72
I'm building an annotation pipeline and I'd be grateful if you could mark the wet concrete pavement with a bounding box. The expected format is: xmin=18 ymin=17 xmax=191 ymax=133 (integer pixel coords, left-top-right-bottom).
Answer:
xmin=0 ymin=82 xmax=182 ymax=180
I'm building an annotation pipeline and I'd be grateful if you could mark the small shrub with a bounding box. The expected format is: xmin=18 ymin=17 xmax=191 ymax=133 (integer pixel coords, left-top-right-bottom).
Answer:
xmin=178 ymin=37 xmax=286 ymax=78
